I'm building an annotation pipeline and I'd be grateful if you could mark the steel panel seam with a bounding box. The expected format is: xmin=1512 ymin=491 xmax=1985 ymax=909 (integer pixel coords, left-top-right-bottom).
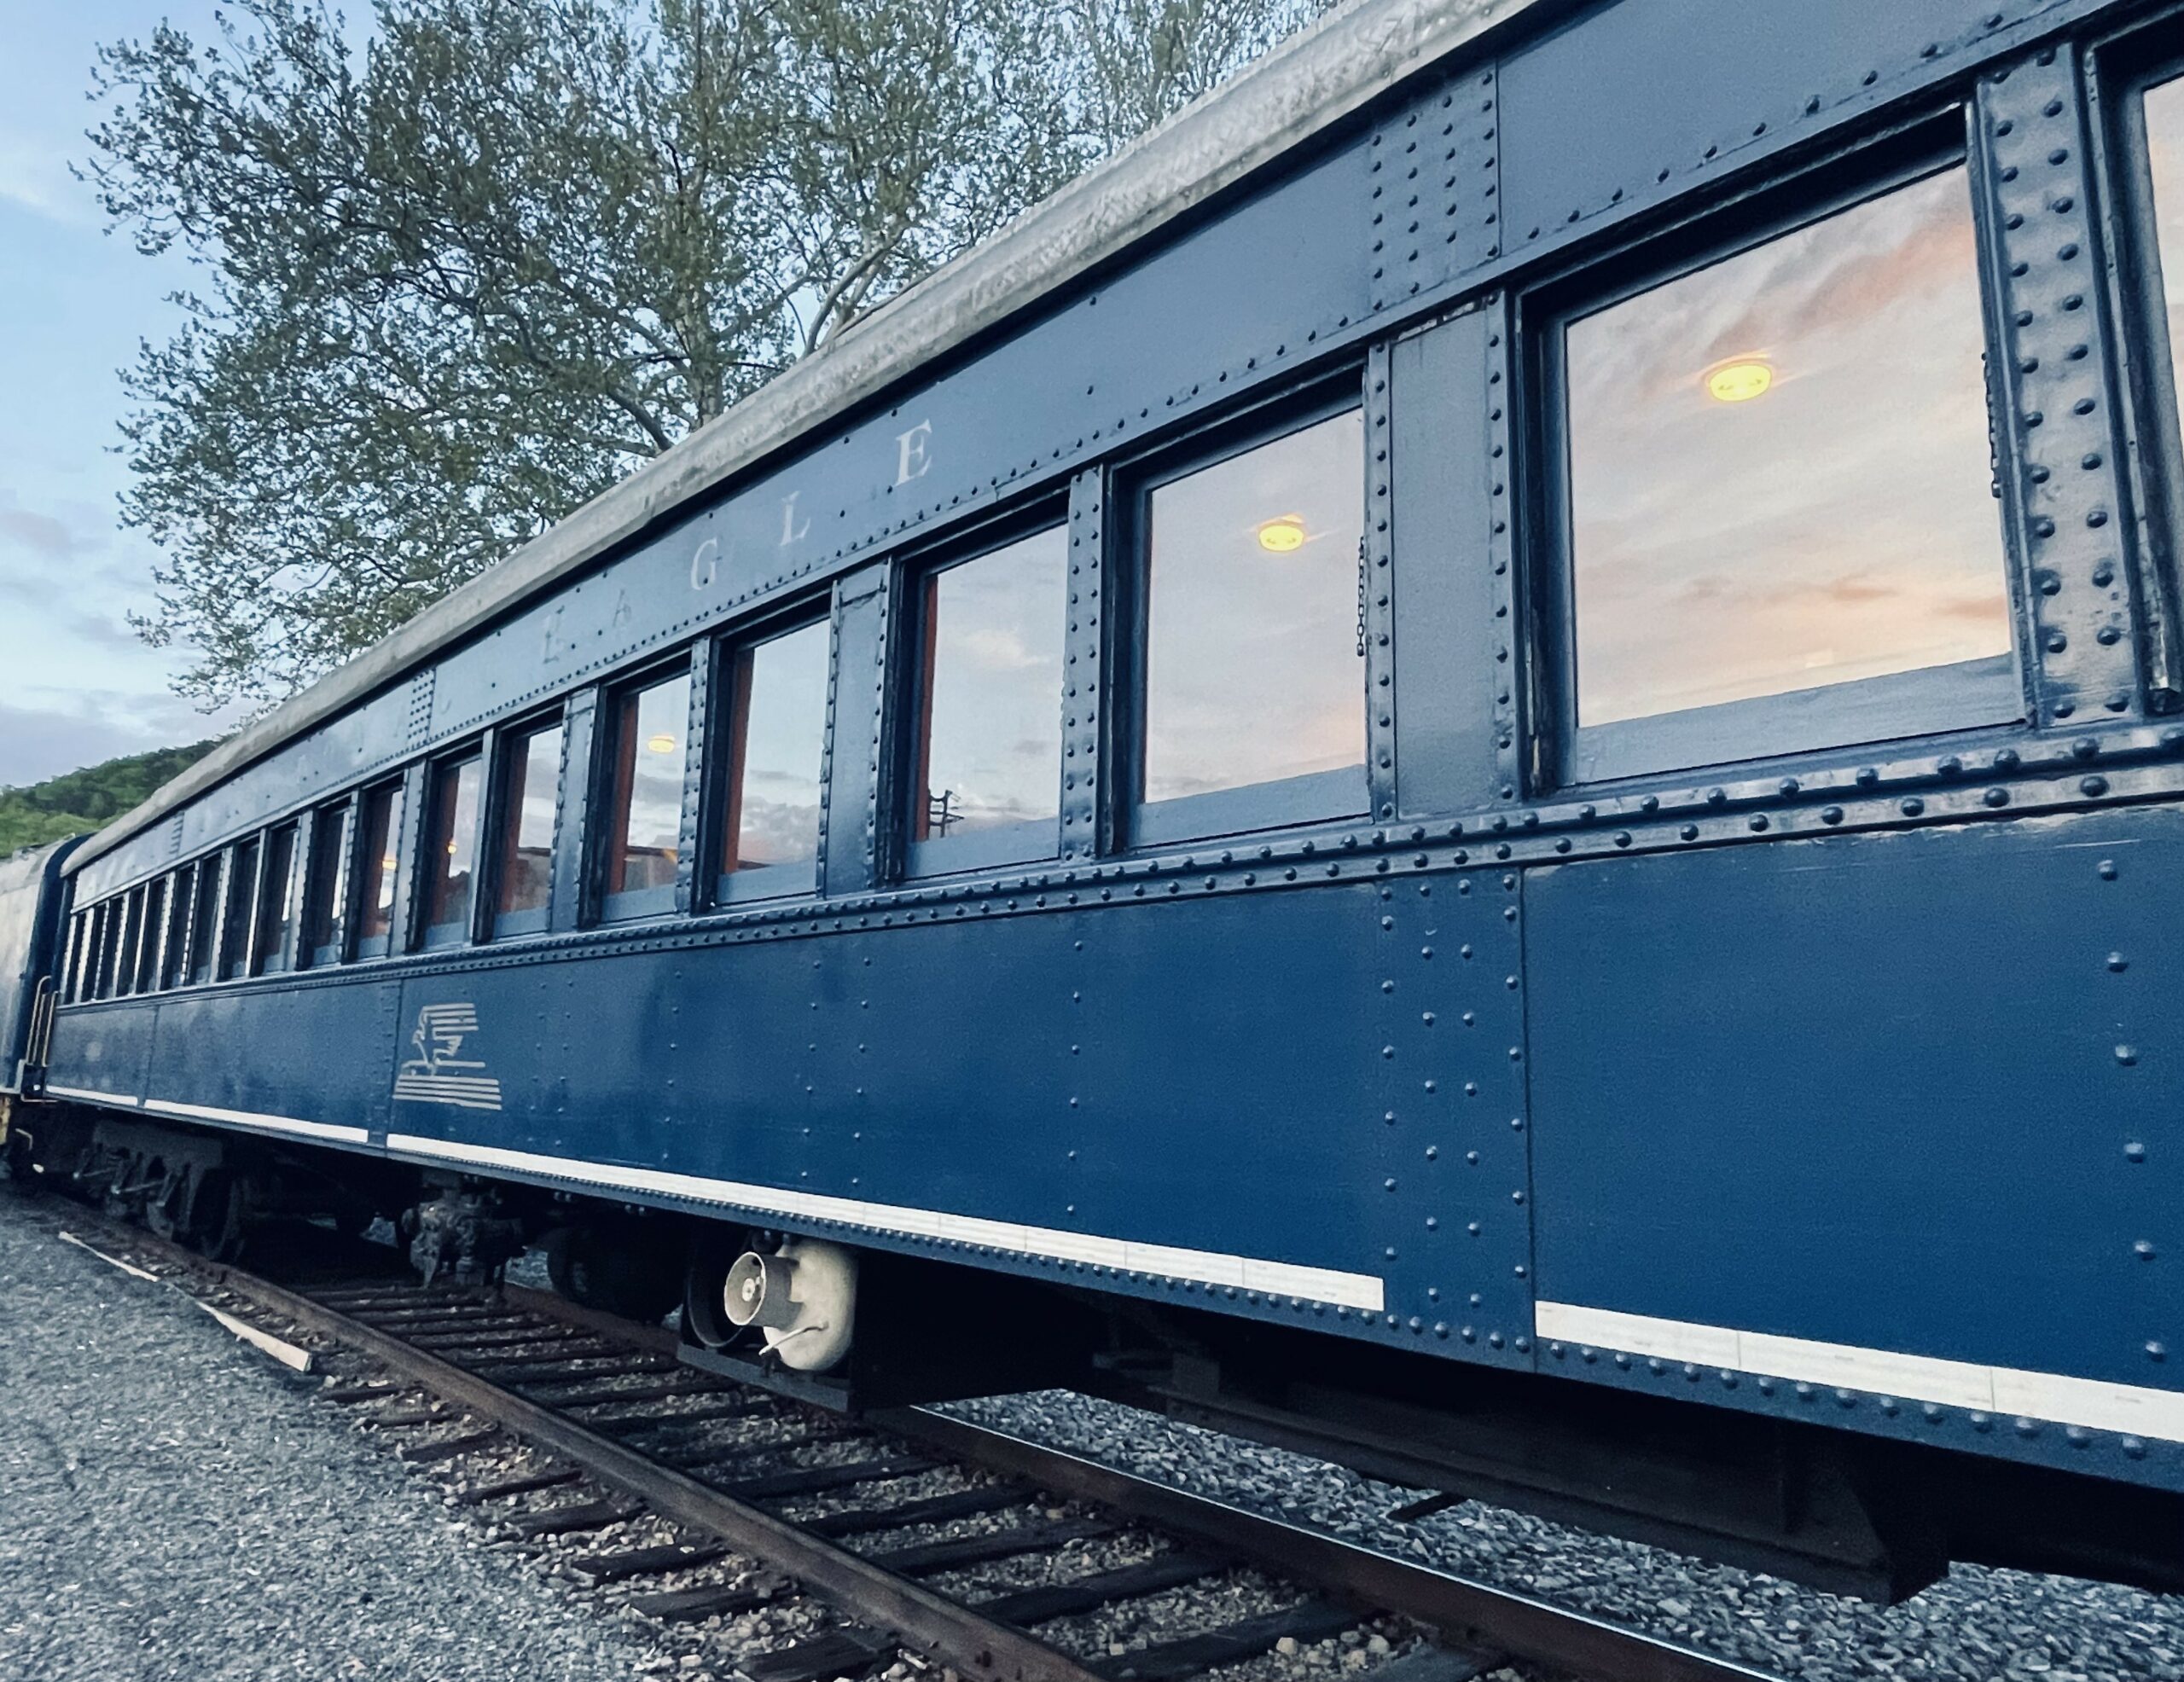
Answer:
xmin=142 ymin=1098 xmax=372 ymax=1145
xmin=382 ymin=1132 xmax=1386 ymax=1310
xmin=1536 ymin=1302 xmax=2184 ymax=1442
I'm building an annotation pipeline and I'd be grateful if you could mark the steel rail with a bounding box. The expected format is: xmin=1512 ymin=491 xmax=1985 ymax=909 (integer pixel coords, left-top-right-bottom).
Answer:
xmin=95 ymin=1231 xmax=1109 ymax=1682
xmin=48 ymin=1204 xmax=1787 ymax=1682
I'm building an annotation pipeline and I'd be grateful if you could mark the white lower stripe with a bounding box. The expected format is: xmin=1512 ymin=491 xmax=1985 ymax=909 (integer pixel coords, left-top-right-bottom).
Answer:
xmin=1536 ymin=1301 xmax=2184 ymax=1444
xmin=144 ymin=1099 xmax=370 ymax=1145
xmin=44 ymin=1085 xmax=138 ymax=1106
xmin=385 ymin=1133 xmax=1386 ymax=1312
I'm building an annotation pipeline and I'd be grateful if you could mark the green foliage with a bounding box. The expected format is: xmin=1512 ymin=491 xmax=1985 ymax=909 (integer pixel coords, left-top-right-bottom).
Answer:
xmin=0 ymin=741 xmax=224 ymax=857
xmin=86 ymin=0 xmax=1329 ymax=711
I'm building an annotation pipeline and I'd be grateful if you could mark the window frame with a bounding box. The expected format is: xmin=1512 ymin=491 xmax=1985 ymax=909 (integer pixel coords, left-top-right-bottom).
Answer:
xmin=705 ymin=605 xmax=834 ymax=908
xmin=416 ymin=746 xmax=488 ymax=951
xmin=593 ymin=658 xmax=694 ymax=925
xmin=299 ymin=798 xmax=357 ymax=970
xmin=187 ymin=854 xmax=224 ymax=985
xmin=252 ymin=821 xmax=302 ymax=976
xmin=2094 ymin=31 xmax=2184 ymax=709
xmin=1108 ymin=374 xmax=1374 ymax=851
xmin=894 ymin=502 xmax=1072 ymax=881
xmin=485 ymin=709 xmax=565 ymax=941
xmin=219 ymin=837 xmax=263 ymax=982
xmin=162 ymin=866 xmax=195 ymax=989
xmin=1522 ymin=125 xmax=2031 ymax=792
xmin=352 ymin=778 xmax=407 ymax=961
xmin=136 ymin=876 xmax=167 ymax=994
xmin=61 ymin=909 xmax=87 ymax=1004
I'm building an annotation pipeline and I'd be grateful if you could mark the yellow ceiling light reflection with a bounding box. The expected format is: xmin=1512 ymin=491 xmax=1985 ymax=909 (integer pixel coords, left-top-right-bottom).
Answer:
xmin=646 ymin=733 xmax=678 ymax=754
xmin=1704 ymin=357 xmax=1774 ymax=403
xmin=1256 ymin=515 xmax=1307 ymax=554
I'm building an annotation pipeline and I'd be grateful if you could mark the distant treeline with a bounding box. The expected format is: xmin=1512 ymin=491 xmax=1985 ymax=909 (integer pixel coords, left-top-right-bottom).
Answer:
xmin=0 ymin=740 xmax=222 ymax=858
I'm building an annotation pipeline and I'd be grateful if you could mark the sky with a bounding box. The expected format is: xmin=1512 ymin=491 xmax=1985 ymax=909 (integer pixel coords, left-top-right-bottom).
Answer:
xmin=0 ymin=0 xmax=248 ymax=788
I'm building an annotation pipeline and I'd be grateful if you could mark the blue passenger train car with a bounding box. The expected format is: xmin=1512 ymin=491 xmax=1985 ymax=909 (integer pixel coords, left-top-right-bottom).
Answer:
xmin=9 ymin=0 xmax=2184 ymax=1601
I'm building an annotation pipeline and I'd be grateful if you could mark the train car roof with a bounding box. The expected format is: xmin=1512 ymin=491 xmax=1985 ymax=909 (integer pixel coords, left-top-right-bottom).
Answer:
xmin=70 ymin=0 xmax=1528 ymax=873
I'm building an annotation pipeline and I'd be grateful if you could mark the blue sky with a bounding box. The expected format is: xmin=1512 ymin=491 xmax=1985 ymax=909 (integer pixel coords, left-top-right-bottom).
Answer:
xmin=0 ymin=0 xmax=247 ymax=787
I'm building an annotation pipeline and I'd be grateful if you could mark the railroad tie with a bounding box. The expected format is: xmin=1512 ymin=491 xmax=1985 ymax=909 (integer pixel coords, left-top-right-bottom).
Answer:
xmin=799 ymin=1482 xmax=1031 ymax=1539
xmin=625 ymin=1579 xmax=782 ymax=1623
xmin=564 ymin=1540 xmax=729 ymax=1585
xmin=506 ymin=1498 xmax=642 ymax=1540
xmin=453 ymin=1468 xmax=584 ymax=1506
xmin=865 ymin=1517 xmax=1116 ymax=1578
xmin=715 ymin=1454 xmax=932 ymax=1501
xmin=1089 ymin=1600 xmax=1357 ymax=1682
xmin=1343 ymin=1644 xmax=1506 ymax=1682
xmin=396 ymin=1428 xmax=502 ymax=1464
xmin=740 ymin=1624 xmax=897 ymax=1682
xmin=972 ymin=1552 xmax=1225 ymax=1627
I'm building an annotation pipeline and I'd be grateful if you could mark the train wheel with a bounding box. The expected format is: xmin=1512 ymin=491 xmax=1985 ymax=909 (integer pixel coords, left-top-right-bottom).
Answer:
xmin=145 ymin=1165 xmax=189 ymax=1241
xmin=181 ymin=1167 xmax=248 ymax=1262
xmin=544 ymin=1224 xmax=682 ymax=1323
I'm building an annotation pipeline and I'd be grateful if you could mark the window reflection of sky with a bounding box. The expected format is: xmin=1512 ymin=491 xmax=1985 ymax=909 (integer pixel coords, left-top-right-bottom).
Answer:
xmin=732 ymin=619 xmax=829 ymax=873
xmin=614 ymin=675 xmax=689 ymax=893
xmin=498 ymin=724 xmax=561 ymax=914
xmin=2144 ymin=78 xmax=2184 ymax=417
xmin=1144 ymin=411 xmax=1366 ymax=803
xmin=920 ymin=526 xmax=1067 ymax=833
xmin=1567 ymin=165 xmax=2009 ymax=728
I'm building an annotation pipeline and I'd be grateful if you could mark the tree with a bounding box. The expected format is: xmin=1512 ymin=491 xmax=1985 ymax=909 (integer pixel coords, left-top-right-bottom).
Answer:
xmin=0 ymin=740 xmax=224 ymax=856
xmin=86 ymin=0 xmax=1328 ymax=711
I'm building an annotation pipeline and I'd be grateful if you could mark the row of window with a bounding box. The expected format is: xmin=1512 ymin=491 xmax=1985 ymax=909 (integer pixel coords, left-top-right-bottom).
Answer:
xmin=61 ymin=61 xmax=2184 ymax=1001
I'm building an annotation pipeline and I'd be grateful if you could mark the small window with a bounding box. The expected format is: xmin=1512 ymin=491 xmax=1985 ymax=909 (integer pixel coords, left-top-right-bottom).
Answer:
xmin=114 ymin=888 xmax=145 ymax=997
xmin=136 ymin=878 xmax=167 ymax=993
xmin=99 ymin=902 xmax=125 ymax=999
xmin=906 ymin=528 xmax=1066 ymax=873
xmin=64 ymin=910 xmax=90 ymax=1003
xmin=188 ymin=856 xmax=223 ymax=984
xmin=253 ymin=822 xmax=300 ymax=974
xmin=601 ymin=669 xmax=690 ymax=919
xmin=493 ymin=721 xmax=562 ymax=934
xmin=1136 ymin=407 xmax=1368 ymax=844
xmin=302 ymin=801 xmax=351 ymax=967
xmin=60 ymin=912 xmax=83 ymax=1004
xmin=162 ymin=867 xmax=195 ymax=989
xmin=1557 ymin=164 xmax=2015 ymax=780
xmin=221 ymin=838 xmax=260 ymax=980
xmin=422 ymin=754 xmax=484 ymax=946
xmin=355 ymin=781 xmax=405 ymax=958
xmin=718 ymin=620 xmax=831 ymax=900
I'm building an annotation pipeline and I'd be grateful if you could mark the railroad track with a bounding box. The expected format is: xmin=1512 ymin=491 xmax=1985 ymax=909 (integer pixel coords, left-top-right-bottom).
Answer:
xmin=27 ymin=1203 xmax=1782 ymax=1682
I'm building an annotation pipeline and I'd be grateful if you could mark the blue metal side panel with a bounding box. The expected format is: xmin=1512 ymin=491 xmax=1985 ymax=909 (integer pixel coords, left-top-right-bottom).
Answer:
xmin=1496 ymin=0 xmax=2067 ymax=249
xmin=384 ymin=873 xmax=1531 ymax=1348
xmin=140 ymin=979 xmax=404 ymax=1135
xmin=1524 ymin=809 xmax=2178 ymax=1394
xmin=44 ymin=999 xmax=159 ymax=1106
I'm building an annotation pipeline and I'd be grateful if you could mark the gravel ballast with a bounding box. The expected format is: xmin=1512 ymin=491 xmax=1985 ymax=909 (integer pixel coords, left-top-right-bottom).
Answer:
xmin=942 ymin=1389 xmax=2184 ymax=1682
xmin=0 ymin=1197 xmax=683 ymax=1682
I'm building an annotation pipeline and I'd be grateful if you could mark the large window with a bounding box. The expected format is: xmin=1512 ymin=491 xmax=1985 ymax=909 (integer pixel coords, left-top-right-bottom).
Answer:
xmin=188 ymin=855 xmax=222 ymax=984
xmin=62 ymin=912 xmax=87 ymax=1004
xmin=92 ymin=903 xmax=119 ymax=1000
xmin=908 ymin=527 xmax=1066 ymax=871
xmin=220 ymin=838 xmax=259 ymax=980
xmin=355 ymin=781 xmax=404 ymax=957
xmin=1557 ymin=163 xmax=2015 ymax=780
xmin=494 ymin=719 xmax=562 ymax=934
xmin=421 ymin=754 xmax=483 ymax=945
xmin=253 ymin=822 xmax=300 ymax=974
xmin=114 ymin=887 xmax=144 ymax=997
xmin=601 ymin=668 xmax=690 ymax=919
xmin=718 ymin=621 xmax=829 ymax=901
xmin=1135 ymin=406 xmax=1367 ymax=844
xmin=302 ymin=800 xmax=351 ymax=967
